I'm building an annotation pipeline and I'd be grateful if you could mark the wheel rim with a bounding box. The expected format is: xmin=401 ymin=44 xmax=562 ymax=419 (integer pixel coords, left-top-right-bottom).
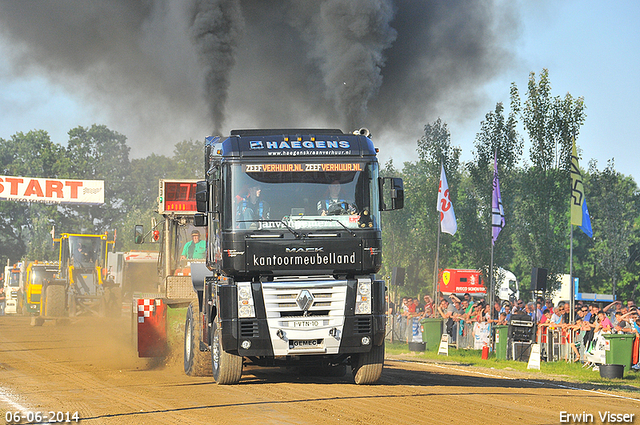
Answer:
xmin=212 ymin=333 xmax=221 ymax=372
xmin=185 ymin=316 xmax=193 ymax=361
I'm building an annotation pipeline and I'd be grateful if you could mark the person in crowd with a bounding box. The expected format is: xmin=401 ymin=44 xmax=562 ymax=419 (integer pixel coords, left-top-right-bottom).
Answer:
xmin=603 ymin=300 xmax=622 ymax=321
xmin=412 ymin=297 xmax=424 ymax=317
xmin=385 ymin=294 xmax=395 ymax=316
xmin=181 ymin=230 xmax=206 ymax=260
xmin=400 ymin=297 xmax=409 ymax=315
xmin=502 ymin=303 xmax=512 ymax=322
xmin=550 ymin=305 xmax=563 ymax=325
xmin=535 ymin=300 xmax=544 ymax=321
xmin=492 ymin=300 xmax=501 ymax=321
xmin=472 ymin=305 xmax=491 ymax=349
xmin=545 ymin=299 xmax=554 ymax=313
xmin=564 ymin=317 xmax=587 ymax=362
xmin=538 ymin=308 xmax=552 ymax=327
xmin=0 ymin=282 xmax=5 ymax=316
xmin=594 ymin=310 xmax=612 ymax=333
xmin=561 ymin=302 xmax=572 ymax=324
xmin=403 ymin=297 xmax=416 ymax=316
xmin=496 ymin=311 xmax=508 ymax=325
xmin=422 ymin=295 xmax=434 ymax=318
xmin=463 ymin=293 xmax=473 ymax=307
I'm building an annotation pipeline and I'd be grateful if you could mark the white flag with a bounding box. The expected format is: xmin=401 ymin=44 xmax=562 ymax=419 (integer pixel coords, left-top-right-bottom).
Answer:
xmin=437 ymin=164 xmax=457 ymax=235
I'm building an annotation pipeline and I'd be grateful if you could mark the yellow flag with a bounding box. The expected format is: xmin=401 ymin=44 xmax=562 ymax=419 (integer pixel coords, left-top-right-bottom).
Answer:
xmin=570 ymin=139 xmax=584 ymax=226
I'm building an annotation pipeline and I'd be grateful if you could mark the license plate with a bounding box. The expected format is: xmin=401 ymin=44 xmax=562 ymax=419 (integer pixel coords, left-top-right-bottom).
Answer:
xmin=290 ymin=320 xmax=320 ymax=328
xmin=289 ymin=339 xmax=323 ymax=350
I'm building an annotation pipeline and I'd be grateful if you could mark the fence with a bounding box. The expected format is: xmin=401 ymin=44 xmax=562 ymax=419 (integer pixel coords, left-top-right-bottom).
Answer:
xmin=385 ymin=314 xmax=481 ymax=350
xmin=385 ymin=314 xmax=586 ymax=360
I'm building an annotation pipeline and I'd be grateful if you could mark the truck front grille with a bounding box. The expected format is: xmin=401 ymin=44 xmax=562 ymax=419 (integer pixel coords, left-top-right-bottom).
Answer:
xmin=262 ymin=281 xmax=347 ymax=319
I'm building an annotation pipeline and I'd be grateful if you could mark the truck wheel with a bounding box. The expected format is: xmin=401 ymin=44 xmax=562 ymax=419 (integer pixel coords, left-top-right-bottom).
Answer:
xmin=211 ymin=327 xmax=243 ymax=384
xmin=184 ymin=301 xmax=211 ymax=377
xmin=352 ymin=341 xmax=384 ymax=385
xmin=44 ymin=285 xmax=66 ymax=318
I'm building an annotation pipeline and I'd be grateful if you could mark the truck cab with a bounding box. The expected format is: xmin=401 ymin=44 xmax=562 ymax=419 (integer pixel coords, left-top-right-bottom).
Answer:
xmin=187 ymin=129 xmax=403 ymax=384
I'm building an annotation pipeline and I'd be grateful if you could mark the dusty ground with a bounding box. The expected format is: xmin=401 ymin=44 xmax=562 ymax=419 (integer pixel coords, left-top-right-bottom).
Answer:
xmin=0 ymin=314 xmax=639 ymax=425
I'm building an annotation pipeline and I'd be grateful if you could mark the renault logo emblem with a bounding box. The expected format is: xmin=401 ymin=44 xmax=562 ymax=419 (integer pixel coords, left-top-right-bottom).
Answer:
xmin=296 ymin=290 xmax=314 ymax=311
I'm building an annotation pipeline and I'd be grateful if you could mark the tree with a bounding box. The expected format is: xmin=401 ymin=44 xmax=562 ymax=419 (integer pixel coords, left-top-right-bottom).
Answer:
xmin=510 ymin=69 xmax=586 ymax=291
xmin=0 ymin=130 xmax=67 ymax=262
xmin=64 ymin=124 xmax=131 ymax=233
xmin=586 ymin=160 xmax=639 ymax=298
xmin=467 ymin=99 xmax=523 ymax=273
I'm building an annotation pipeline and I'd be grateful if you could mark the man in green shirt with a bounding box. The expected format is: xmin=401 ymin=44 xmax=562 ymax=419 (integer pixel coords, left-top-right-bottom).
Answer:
xmin=181 ymin=230 xmax=206 ymax=260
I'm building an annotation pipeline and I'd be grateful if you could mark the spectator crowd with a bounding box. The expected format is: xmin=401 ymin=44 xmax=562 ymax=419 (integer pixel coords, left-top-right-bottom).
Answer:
xmin=387 ymin=293 xmax=640 ymax=368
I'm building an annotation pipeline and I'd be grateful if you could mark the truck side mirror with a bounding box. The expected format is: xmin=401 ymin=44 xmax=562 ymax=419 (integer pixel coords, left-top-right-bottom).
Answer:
xmin=379 ymin=177 xmax=404 ymax=211
xmin=196 ymin=180 xmax=209 ymax=213
xmin=390 ymin=177 xmax=404 ymax=210
xmin=194 ymin=213 xmax=208 ymax=227
xmin=134 ymin=225 xmax=144 ymax=244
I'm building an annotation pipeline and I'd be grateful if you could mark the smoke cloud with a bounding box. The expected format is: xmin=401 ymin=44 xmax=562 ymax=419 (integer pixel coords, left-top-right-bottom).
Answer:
xmin=0 ymin=0 xmax=518 ymax=157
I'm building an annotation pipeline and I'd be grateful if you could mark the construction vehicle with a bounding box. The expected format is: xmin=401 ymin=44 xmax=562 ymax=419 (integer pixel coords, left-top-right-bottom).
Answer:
xmin=23 ymin=261 xmax=59 ymax=315
xmin=181 ymin=128 xmax=404 ymax=384
xmin=3 ymin=262 xmax=24 ymax=314
xmin=132 ymin=179 xmax=210 ymax=357
xmin=39 ymin=232 xmax=116 ymax=320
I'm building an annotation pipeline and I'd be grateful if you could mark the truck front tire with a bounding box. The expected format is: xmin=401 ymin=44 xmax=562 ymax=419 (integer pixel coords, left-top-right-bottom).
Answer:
xmin=184 ymin=301 xmax=211 ymax=377
xmin=211 ymin=327 xmax=243 ymax=384
xmin=44 ymin=285 xmax=66 ymax=318
xmin=352 ymin=341 xmax=384 ymax=385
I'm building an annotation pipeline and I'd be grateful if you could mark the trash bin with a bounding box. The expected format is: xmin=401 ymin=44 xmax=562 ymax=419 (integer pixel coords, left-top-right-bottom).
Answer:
xmin=421 ymin=318 xmax=443 ymax=351
xmin=603 ymin=333 xmax=635 ymax=372
xmin=494 ymin=325 xmax=508 ymax=360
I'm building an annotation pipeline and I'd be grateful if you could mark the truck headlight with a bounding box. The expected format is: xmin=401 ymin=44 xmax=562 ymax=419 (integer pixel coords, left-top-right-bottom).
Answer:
xmin=355 ymin=278 xmax=371 ymax=315
xmin=237 ymin=282 xmax=255 ymax=318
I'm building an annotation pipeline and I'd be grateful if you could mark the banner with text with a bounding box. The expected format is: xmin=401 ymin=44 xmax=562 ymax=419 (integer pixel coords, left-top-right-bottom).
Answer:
xmin=0 ymin=175 xmax=104 ymax=205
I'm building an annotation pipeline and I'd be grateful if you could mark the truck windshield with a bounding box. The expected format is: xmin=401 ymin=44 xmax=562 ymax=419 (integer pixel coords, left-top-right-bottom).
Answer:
xmin=32 ymin=269 xmax=55 ymax=286
xmin=225 ymin=161 xmax=380 ymax=231
xmin=69 ymin=236 xmax=104 ymax=267
xmin=8 ymin=271 xmax=20 ymax=287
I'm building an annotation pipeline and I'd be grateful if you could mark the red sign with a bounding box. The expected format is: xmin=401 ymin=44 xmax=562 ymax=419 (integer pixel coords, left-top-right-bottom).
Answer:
xmin=439 ymin=269 xmax=486 ymax=294
xmin=0 ymin=175 xmax=104 ymax=204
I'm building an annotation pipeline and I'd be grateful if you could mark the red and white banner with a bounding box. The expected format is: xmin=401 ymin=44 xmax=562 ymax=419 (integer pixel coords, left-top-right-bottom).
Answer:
xmin=0 ymin=175 xmax=104 ymax=205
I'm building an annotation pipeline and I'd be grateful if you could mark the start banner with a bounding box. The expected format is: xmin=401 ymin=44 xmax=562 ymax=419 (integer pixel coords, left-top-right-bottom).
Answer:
xmin=0 ymin=175 xmax=104 ymax=205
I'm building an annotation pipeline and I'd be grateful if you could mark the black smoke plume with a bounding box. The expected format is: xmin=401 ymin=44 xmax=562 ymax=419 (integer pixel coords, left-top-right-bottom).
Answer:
xmin=0 ymin=0 xmax=518 ymax=154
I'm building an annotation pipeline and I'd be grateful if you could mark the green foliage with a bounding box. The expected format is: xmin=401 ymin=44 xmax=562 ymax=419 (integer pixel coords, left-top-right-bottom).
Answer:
xmin=1 ymin=69 xmax=638 ymax=305
xmin=0 ymin=127 xmax=204 ymax=265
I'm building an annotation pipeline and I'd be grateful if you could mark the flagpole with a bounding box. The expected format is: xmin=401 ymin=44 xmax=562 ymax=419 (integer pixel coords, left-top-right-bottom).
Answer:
xmin=489 ymin=238 xmax=495 ymax=319
xmin=570 ymin=221 xmax=574 ymax=324
xmin=433 ymin=159 xmax=443 ymax=303
xmin=433 ymin=218 xmax=441 ymax=303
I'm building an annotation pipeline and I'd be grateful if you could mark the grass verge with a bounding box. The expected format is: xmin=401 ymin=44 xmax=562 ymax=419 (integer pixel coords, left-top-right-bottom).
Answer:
xmin=386 ymin=341 xmax=640 ymax=392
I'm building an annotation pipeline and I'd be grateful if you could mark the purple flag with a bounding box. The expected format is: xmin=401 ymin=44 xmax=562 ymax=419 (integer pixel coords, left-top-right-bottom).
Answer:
xmin=492 ymin=152 xmax=505 ymax=245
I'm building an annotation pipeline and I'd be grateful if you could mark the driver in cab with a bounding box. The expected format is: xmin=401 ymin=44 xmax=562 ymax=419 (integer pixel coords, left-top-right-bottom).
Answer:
xmin=181 ymin=230 xmax=206 ymax=260
xmin=317 ymin=180 xmax=357 ymax=216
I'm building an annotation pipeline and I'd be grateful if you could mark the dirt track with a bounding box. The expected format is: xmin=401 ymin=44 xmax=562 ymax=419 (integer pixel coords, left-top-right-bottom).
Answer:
xmin=0 ymin=315 xmax=638 ymax=424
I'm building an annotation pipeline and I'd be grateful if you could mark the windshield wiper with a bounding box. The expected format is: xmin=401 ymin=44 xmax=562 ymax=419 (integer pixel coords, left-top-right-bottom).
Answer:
xmin=297 ymin=217 xmax=357 ymax=237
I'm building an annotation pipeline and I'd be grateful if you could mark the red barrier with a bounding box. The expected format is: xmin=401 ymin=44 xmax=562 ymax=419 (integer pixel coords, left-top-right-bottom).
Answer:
xmin=136 ymin=298 xmax=168 ymax=357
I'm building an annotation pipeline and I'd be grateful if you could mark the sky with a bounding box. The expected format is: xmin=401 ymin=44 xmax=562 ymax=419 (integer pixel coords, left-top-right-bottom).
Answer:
xmin=0 ymin=0 xmax=638 ymax=185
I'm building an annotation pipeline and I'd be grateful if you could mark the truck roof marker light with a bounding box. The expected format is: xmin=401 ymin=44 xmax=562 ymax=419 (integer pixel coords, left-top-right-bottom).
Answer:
xmin=375 ymin=148 xmax=379 ymax=153
xmin=297 ymin=136 xmax=302 ymax=142
xmin=284 ymin=136 xmax=289 ymax=142
xmin=311 ymin=136 xmax=316 ymax=142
